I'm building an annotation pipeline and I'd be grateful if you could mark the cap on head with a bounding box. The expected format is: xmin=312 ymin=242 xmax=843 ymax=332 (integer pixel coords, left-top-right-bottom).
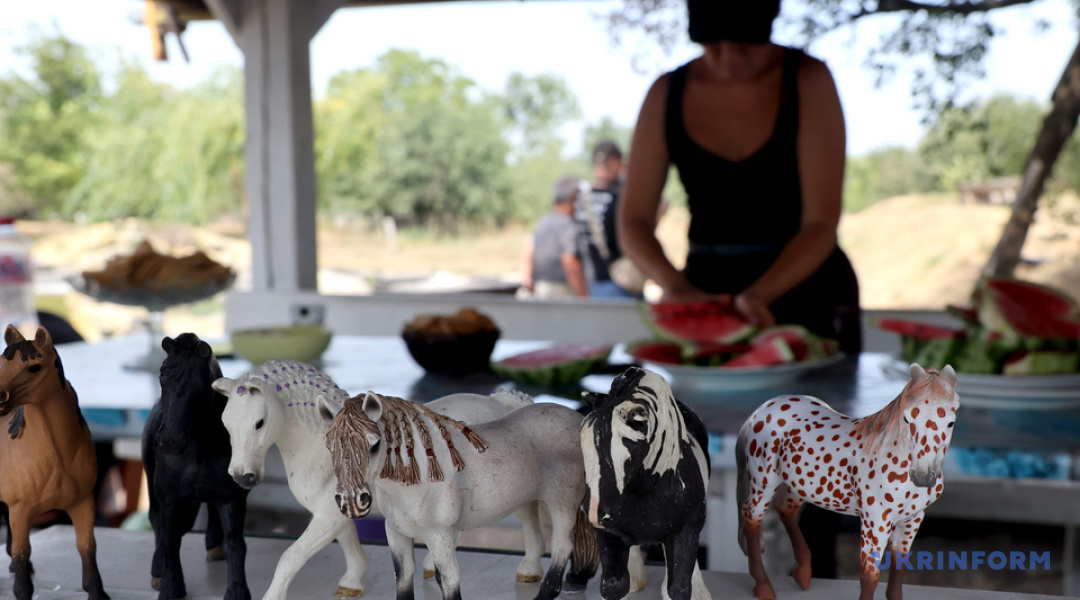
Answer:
xmin=687 ymin=0 xmax=782 ymax=45
xmin=592 ymin=140 xmax=622 ymax=165
xmin=552 ymin=175 xmax=581 ymax=206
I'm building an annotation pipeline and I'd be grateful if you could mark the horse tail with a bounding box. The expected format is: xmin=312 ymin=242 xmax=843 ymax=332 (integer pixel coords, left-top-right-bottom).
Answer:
xmin=736 ymin=424 xmax=750 ymax=557
xmin=568 ymin=509 xmax=600 ymax=585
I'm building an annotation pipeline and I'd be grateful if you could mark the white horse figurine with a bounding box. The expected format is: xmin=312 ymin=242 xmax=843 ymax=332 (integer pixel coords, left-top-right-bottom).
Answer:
xmin=320 ymin=391 xmax=600 ymax=600
xmin=212 ymin=360 xmax=541 ymax=600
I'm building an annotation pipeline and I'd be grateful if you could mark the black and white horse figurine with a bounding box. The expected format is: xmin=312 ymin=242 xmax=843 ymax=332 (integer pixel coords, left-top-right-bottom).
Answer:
xmin=581 ymin=366 xmax=712 ymax=600
xmin=143 ymin=333 xmax=251 ymax=600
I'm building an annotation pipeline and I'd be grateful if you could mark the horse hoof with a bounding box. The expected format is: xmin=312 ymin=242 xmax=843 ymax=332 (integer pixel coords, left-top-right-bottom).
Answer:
xmin=207 ymin=547 xmax=226 ymax=561
xmin=423 ymin=569 xmax=436 ymax=580
xmin=630 ymin=575 xmax=647 ymax=593
xmin=334 ymin=586 xmax=364 ymax=598
xmin=516 ymin=573 xmax=542 ymax=583
xmin=794 ymin=564 xmax=812 ymax=590
xmin=151 ymin=577 xmax=161 ymax=591
xmin=753 ymin=583 xmax=776 ymax=600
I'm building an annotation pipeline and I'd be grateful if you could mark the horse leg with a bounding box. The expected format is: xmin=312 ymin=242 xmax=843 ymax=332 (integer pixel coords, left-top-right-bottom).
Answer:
xmin=261 ymin=510 xmax=356 ymax=600
xmin=662 ymin=531 xmax=710 ymax=600
xmin=886 ymin=515 xmax=923 ymax=600
xmin=218 ymin=499 xmax=251 ymax=600
xmin=148 ymin=469 xmax=163 ymax=589
xmin=70 ymin=495 xmax=111 ymax=600
xmin=158 ymin=500 xmax=199 ymax=600
xmin=6 ymin=504 xmax=33 ymax=600
xmin=422 ymin=531 xmax=456 ymax=580
xmin=595 ymin=529 xmax=630 ymax=600
xmin=205 ymin=503 xmax=225 ymax=561
xmin=426 ymin=529 xmax=462 ymax=600
xmin=857 ymin=516 xmax=889 ymax=600
xmin=384 ymin=524 xmax=416 ymax=600
xmin=515 ymin=501 xmax=544 ymax=583
xmin=742 ymin=475 xmax=780 ymax=600
xmin=532 ymin=505 xmax=576 ymax=600
xmin=334 ymin=518 xmax=369 ymax=598
xmin=628 ymin=546 xmax=648 ymax=593
xmin=774 ymin=484 xmax=812 ymax=590
xmin=0 ymin=502 xmax=27 ymax=575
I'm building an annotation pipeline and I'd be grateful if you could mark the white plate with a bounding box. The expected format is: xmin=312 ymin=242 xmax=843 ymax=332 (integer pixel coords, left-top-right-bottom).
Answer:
xmin=882 ymin=358 xmax=1080 ymax=410
xmin=642 ymin=353 xmax=846 ymax=393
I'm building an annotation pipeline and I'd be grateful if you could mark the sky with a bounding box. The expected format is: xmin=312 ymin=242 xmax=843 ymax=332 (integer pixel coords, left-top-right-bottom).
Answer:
xmin=0 ymin=0 xmax=1077 ymax=156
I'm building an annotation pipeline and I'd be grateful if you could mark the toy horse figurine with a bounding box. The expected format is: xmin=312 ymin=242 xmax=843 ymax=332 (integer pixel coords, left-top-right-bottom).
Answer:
xmin=143 ymin=333 xmax=250 ymax=600
xmin=0 ymin=325 xmax=110 ymax=600
xmin=321 ymin=391 xmax=599 ymax=600
xmin=581 ymin=366 xmax=712 ymax=600
xmin=212 ymin=359 xmax=545 ymax=600
xmin=737 ymin=363 xmax=959 ymax=600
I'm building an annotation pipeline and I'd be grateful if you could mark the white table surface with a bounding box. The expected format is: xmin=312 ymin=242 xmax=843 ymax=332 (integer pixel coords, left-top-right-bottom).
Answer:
xmin=0 ymin=527 xmax=1066 ymax=600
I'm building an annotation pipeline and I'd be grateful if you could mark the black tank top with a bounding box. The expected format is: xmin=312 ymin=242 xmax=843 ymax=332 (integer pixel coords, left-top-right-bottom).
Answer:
xmin=666 ymin=48 xmax=803 ymax=246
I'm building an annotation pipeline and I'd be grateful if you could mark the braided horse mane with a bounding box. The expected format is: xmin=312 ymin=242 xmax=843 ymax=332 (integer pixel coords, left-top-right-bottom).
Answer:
xmin=338 ymin=392 xmax=489 ymax=486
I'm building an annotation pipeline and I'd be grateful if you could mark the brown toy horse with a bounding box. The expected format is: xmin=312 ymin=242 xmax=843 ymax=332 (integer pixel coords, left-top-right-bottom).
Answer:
xmin=0 ymin=325 xmax=110 ymax=600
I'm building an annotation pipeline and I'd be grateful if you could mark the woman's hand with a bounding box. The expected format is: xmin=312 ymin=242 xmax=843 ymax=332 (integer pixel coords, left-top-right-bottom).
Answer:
xmin=660 ymin=275 xmax=733 ymax=305
xmin=735 ymin=290 xmax=776 ymax=328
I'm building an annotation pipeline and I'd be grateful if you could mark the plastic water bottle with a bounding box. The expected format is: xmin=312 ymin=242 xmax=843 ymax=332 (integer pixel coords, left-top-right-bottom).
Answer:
xmin=0 ymin=218 xmax=39 ymax=337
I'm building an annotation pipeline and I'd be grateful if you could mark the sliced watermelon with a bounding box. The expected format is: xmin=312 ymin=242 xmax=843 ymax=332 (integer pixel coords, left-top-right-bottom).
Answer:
xmin=751 ymin=325 xmax=829 ymax=362
xmin=976 ymin=277 xmax=1080 ymax=340
xmin=1002 ymin=350 xmax=1080 ymax=375
xmin=626 ymin=340 xmax=684 ymax=365
xmin=491 ymin=344 xmax=612 ymax=386
xmin=721 ymin=338 xmax=796 ymax=368
xmin=876 ymin=318 xmax=965 ymax=340
xmin=639 ymin=301 xmax=755 ymax=345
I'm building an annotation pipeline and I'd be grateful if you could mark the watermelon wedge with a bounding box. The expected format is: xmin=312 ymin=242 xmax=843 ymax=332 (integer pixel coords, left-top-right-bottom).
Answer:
xmin=721 ymin=338 xmax=796 ymax=368
xmin=876 ymin=319 xmax=965 ymax=340
xmin=625 ymin=340 xmax=684 ymax=365
xmin=751 ymin=325 xmax=830 ymax=362
xmin=491 ymin=344 xmax=612 ymax=386
xmin=976 ymin=277 xmax=1080 ymax=340
xmin=640 ymin=300 xmax=755 ymax=345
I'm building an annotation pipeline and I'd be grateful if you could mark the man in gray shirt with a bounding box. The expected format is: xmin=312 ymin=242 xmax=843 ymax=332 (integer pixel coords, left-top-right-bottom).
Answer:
xmin=520 ymin=175 xmax=589 ymax=299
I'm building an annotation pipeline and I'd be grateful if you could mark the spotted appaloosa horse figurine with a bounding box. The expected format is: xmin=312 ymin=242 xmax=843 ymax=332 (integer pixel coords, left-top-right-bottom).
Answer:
xmin=737 ymin=363 xmax=959 ymax=600
xmin=212 ymin=358 xmax=545 ymax=600
xmin=321 ymin=391 xmax=599 ymax=600
xmin=143 ymin=333 xmax=250 ymax=600
xmin=0 ymin=326 xmax=110 ymax=600
xmin=581 ymin=366 xmax=712 ymax=600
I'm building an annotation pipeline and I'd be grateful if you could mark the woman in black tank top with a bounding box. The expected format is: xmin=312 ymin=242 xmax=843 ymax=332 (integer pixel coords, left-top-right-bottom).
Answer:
xmin=617 ymin=0 xmax=861 ymax=353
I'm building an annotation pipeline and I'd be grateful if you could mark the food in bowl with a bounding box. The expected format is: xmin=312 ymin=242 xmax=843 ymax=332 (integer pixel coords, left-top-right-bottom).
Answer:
xmin=230 ymin=325 xmax=332 ymax=365
xmin=402 ymin=307 xmax=500 ymax=375
xmin=82 ymin=239 xmax=234 ymax=294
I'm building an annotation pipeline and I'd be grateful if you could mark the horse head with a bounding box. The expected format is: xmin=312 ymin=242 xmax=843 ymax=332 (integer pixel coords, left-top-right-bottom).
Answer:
xmin=0 ymin=325 xmax=62 ymax=418
xmin=900 ymin=363 xmax=959 ymax=488
xmin=320 ymin=392 xmax=381 ymax=519
xmin=156 ymin=333 xmax=222 ymax=454
xmin=212 ymin=371 xmax=288 ymax=489
xmin=580 ymin=366 xmax=690 ymax=529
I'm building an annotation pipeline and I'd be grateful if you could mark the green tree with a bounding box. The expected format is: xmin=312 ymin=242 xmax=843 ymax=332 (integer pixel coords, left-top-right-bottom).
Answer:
xmin=844 ymin=147 xmax=936 ymax=212
xmin=315 ymin=68 xmax=387 ymax=215
xmin=501 ymin=72 xmax=581 ymax=159
xmin=0 ymin=31 xmax=101 ymax=214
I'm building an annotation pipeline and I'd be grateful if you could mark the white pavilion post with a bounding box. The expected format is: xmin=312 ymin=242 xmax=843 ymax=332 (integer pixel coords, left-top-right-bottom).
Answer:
xmin=204 ymin=0 xmax=347 ymax=293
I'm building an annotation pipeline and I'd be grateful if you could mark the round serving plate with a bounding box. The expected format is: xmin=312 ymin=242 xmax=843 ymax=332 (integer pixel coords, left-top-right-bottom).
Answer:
xmin=641 ymin=353 xmax=846 ymax=394
xmin=882 ymin=357 xmax=1080 ymax=410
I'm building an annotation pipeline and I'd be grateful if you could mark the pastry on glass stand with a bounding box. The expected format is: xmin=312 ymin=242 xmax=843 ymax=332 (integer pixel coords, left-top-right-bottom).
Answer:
xmin=68 ymin=240 xmax=235 ymax=371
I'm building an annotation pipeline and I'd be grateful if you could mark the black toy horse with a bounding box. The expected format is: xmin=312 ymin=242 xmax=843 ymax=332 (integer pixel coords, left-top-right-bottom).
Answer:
xmin=580 ymin=367 xmax=712 ymax=600
xmin=142 ymin=333 xmax=251 ymax=600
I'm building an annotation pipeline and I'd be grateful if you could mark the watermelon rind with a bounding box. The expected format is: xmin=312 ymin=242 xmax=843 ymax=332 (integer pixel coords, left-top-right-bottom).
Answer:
xmin=1002 ymin=351 xmax=1080 ymax=375
xmin=491 ymin=345 xmax=612 ymax=386
xmin=751 ymin=325 xmax=827 ymax=362
xmin=721 ymin=338 xmax=796 ymax=369
xmin=976 ymin=277 xmax=1080 ymax=340
xmin=625 ymin=340 xmax=684 ymax=365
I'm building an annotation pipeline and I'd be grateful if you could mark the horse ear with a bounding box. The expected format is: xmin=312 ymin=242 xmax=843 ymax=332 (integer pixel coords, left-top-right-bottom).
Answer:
xmin=33 ymin=326 xmax=51 ymax=349
xmin=211 ymin=377 xmax=234 ymax=395
xmin=941 ymin=364 xmax=958 ymax=387
xmin=580 ymin=391 xmax=606 ymax=407
xmin=361 ymin=392 xmax=384 ymax=423
xmin=909 ymin=363 xmax=928 ymax=381
xmin=197 ymin=341 xmax=212 ymax=359
xmin=162 ymin=336 xmax=175 ymax=354
xmin=317 ymin=394 xmax=338 ymax=429
xmin=4 ymin=324 xmax=24 ymax=346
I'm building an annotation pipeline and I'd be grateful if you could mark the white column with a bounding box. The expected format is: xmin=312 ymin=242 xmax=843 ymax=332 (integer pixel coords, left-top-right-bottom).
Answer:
xmin=205 ymin=0 xmax=347 ymax=293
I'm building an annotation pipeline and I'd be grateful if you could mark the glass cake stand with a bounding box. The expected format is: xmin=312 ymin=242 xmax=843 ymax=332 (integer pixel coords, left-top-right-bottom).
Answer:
xmin=67 ymin=271 xmax=236 ymax=372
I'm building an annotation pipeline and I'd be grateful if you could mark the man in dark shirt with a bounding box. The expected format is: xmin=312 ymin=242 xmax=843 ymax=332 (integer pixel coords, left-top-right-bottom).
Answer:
xmin=520 ymin=175 xmax=589 ymax=299
xmin=577 ymin=140 xmax=638 ymax=298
